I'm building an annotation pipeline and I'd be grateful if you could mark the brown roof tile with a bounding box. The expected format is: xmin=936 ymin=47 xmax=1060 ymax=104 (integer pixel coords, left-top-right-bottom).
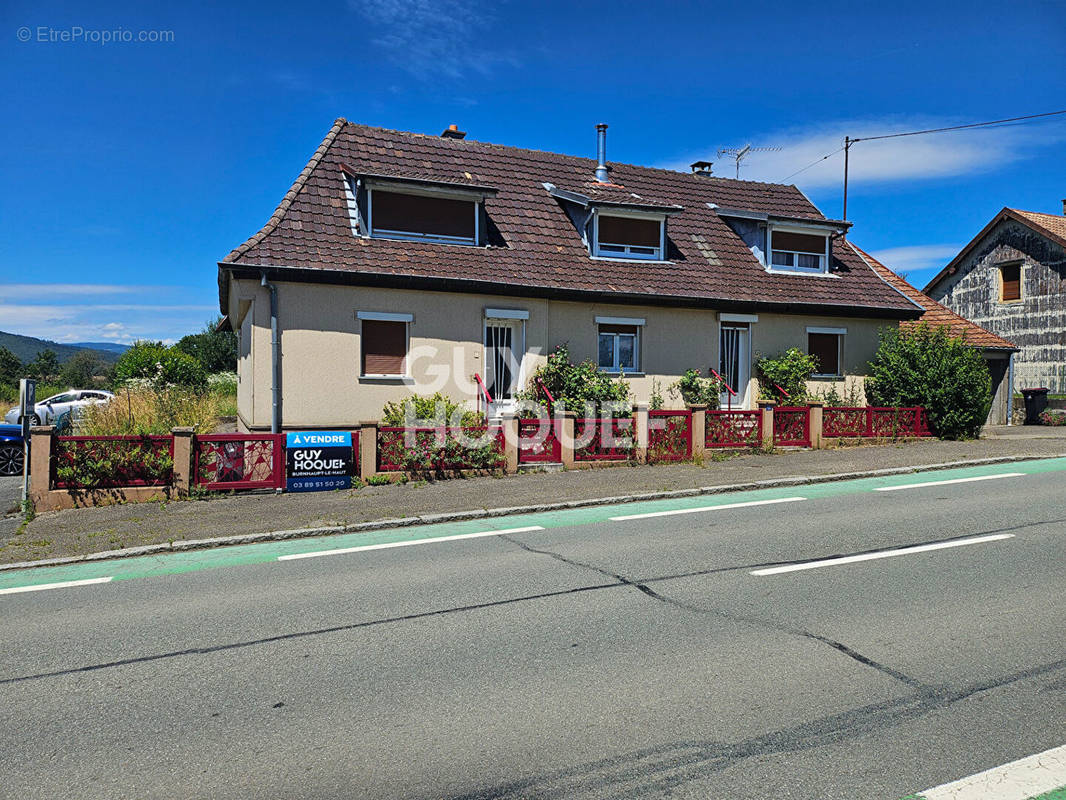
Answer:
xmin=851 ymin=244 xmax=1017 ymax=350
xmin=221 ymin=119 xmax=921 ymax=318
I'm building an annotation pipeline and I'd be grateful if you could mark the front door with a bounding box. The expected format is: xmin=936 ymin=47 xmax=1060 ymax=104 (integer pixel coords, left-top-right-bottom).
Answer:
xmin=484 ymin=320 xmax=522 ymax=416
xmin=719 ymin=324 xmax=750 ymax=408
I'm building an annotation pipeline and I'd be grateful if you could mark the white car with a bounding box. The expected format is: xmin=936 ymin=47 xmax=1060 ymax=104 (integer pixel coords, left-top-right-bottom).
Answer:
xmin=3 ymin=389 xmax=114 ymax=426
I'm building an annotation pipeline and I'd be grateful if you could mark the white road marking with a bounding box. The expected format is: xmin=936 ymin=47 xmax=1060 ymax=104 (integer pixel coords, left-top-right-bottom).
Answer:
xmin=874 ymin=472 xmax=1025 ymax=492
xmin=0 ymin=576 xmax=114 ymax=596
xmin=609 ymin=496 xmax=806 ymax=522
xmin=277 ymin=526 xmax=546 ymax=561
xmin=750 ymin=533 xmax=1014 ymax=576
xmin=919 ymin=742 xmax=1066 ymax=800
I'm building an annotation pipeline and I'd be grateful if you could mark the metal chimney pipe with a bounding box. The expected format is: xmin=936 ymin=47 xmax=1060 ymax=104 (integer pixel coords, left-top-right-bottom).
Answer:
xmin=594 ymin=123 xmax=609 ymax=183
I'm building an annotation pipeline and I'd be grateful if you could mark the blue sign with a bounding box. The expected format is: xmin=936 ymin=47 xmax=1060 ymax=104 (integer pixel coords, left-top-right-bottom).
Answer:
xmin=286 ymin=431 xmax=353 ymax=492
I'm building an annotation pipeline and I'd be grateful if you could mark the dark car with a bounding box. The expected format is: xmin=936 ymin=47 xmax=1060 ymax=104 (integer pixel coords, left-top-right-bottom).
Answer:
xmin=0 ymin=424 xmax=24 ymax=476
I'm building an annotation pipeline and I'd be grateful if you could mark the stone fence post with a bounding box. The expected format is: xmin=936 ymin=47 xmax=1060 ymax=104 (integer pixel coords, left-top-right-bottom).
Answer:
xmin=757 ymin=400 xmax=776 ymax=450
xmin=806 ymin=400 xmax=824 ymax=449
xmin=359 ymin=421 xmax=378 ymax=478
xmin=633 ymin=402 xmax=649 ymax=464
xmin=29 ymin=425 xmax=54 ymax=508
xmin=688 ymin=404 xmax=707 ymax=461
xmin=558 ymin=411 xmax=576 ymax=469
xmin=501 ymin=414 xmax=519 ymax=474
xmin=171 ymin=427 xmax=195 ymax=495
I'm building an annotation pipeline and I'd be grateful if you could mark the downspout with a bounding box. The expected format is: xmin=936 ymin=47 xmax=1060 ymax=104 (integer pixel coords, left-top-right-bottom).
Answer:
xmin=1006 ymin=352 xmax=1015 ymax=426
xmin=261 ymin=272 xmax=280 ymax=434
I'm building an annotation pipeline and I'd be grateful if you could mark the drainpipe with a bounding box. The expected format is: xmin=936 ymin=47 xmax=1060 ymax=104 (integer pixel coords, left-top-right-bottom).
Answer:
xmin=261 ymin=272 xmax=280 ymax=434
xmin=1006 ymin=352 xmax=1015 ymax=426
xmin=594 ymin=123 xmax=609 ymax=183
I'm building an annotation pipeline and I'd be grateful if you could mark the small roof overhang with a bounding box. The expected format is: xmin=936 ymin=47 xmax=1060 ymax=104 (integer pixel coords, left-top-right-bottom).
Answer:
xmin=340 ymin=164 xmax=498 ymax=200
xmin=543 ymin=182 xmax=683 ymax=216
xmin=712 ymin=205 xmax=851 ymax=232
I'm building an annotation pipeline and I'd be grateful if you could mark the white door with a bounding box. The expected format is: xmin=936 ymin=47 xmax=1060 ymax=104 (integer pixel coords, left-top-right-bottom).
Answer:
xmin=719 ymin=324 xmax=750 ymax=408
xmin=484 ymin=320 xmax=522 ymax=416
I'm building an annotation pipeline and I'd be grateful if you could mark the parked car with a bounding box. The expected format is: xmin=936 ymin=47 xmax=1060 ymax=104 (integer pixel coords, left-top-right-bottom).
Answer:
xmin=0 ymin=424 xmax=24 ymax=476
xmin=3 ymin=389 xmax=113 ymax=426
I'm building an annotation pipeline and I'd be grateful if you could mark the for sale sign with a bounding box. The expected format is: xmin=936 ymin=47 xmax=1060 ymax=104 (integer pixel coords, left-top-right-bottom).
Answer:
xmin=285 ymin=431 xmax=353 ymax=492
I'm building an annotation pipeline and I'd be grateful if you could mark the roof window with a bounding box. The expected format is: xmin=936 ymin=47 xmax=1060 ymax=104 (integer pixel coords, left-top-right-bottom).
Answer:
xmin=769 ymin=229 xmax=830 ymax=274
xmin=593 ymin=212 xmax=665 ymax=261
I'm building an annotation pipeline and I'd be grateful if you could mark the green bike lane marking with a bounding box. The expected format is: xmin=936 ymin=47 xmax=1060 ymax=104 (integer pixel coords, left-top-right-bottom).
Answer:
xmin=3 ymin=456 xmax=1065 ymax=593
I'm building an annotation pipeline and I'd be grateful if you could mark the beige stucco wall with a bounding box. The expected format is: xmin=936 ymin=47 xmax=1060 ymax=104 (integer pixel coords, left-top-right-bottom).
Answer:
xmin=229 ymin=277 xmax=894 ymax=429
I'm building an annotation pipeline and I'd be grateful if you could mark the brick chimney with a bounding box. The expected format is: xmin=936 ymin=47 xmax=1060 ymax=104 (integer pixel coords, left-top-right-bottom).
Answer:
xmin=441 ymin=124 xmax=466 ymax=140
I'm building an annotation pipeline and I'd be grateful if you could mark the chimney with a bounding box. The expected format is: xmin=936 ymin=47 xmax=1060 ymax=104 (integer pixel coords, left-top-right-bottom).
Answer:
xmin=441 ymin=124 xmax=466 ymax=140
xmin=690 ymin=160 xmax=713 ymax=176
xmin=594 ymin=123 xmax=609 ymax=183
xmin=1061 ymin=198 xmax=1065 ymax=216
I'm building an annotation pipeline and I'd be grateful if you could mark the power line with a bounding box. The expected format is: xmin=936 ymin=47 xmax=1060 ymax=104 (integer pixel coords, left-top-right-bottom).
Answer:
xmin=780 ymin=146 xmax=845 ymax=182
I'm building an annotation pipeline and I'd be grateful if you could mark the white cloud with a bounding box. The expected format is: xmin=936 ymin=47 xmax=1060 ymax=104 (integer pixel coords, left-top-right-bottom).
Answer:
xmin=350 ymin=0 xmax=516 ymax=78
xmin=666 ymin=117 xmax=1066 ymax=190
xmin=867 ymin=244 xmax=962 ymax=275
xmin=0 ymin=284 xmax=157 ymax=300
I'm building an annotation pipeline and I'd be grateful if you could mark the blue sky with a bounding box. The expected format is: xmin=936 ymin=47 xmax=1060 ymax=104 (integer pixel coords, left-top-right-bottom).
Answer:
xmin=1 ymin=0 xmax=1064 ymax=344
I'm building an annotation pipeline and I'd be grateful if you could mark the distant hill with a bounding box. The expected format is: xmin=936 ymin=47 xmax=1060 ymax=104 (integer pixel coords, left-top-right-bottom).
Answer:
xmin=68 ymin=341 xmax=130 ymax=355
xmin=0 ymin=331 xmax=125 ymax=364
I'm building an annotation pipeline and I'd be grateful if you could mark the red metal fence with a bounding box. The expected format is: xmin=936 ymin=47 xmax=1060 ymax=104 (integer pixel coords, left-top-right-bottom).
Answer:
xmin=517 ymin=418 xmax=561 ymax=464
xmin=575 ymin=417 xmax=633 ymax=461
xmin=705 ymin=410 xmax=762 ymax=449
xmin=54 ymin=435 xmax=174 ymax=489
xmin=378 ymin=426 xmax=504 ymax=471
xmin=823 ymin=407 xmax=932 ymax=438
xmin=648 ymin=410 xmax=692 ymax=463
xmin=773 ymin=407 xmax=811 ymax=447
xmin=194 ymin=433 xmax=285 ymax=491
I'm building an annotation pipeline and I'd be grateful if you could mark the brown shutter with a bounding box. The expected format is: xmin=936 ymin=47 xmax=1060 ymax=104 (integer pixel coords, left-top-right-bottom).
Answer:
xmin=1001 ymin=264 xmax=1021 ymax=301
xmin=362 ymin=320 xmax=407 ymax=375
xmin=598 ymin=324 xmax=638 ymax=335
xmin=597 ymin=216 xmax=661 ymax=247
xmin=772 ymin=231 xmax=826 ymax=254
xmin=807 ymin=333 xmax=840 ymax=375
xmin=371 ymin=191 xmax=475 ymax=239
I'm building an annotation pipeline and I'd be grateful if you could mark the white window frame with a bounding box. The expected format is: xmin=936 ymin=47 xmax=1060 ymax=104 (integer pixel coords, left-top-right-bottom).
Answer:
xmin=357 ymin=311 xmax=413 ymax=379
xmin=806 ymin=326 xmax=846 ymax=378
xmin=483 ymin=315 xmax=526 ymax=406
xmin=592 ymin=209 xmax=666 ymax=261
xmin=596 ymin=316 xmax=644 ymax=373
xmin=367 ymin=186 xmax=480 ymax=246
xmin=767 ymin=225 xmax=831 ymax=275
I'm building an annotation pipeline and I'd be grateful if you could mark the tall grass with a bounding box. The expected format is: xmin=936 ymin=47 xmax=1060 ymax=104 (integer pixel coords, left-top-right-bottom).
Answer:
xmin=79 ymin=387 xmax=222 ymax=435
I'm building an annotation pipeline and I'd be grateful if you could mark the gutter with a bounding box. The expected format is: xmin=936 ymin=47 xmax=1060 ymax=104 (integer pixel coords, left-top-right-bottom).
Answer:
xmin=260 ymin=272 xmax=280 ymax=434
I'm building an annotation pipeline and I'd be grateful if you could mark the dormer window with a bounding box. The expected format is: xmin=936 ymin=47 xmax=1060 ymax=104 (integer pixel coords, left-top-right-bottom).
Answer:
xmin=344 ymin=169 xmax=497 ymax=247
xmin=770 ymin=230 xmax=829 ymax=274
xmin=593 ymin=211 xmax=665 ymax=260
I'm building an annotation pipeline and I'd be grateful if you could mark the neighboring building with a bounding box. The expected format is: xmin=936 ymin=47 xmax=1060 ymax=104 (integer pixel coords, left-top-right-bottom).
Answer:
xmin=924 ymin=204 xmax=1066 ymax=395
xmin=218 ymin=119 xmax=924 ymax=432
xmin=853 ymin=247 xmax=1018 ymax=425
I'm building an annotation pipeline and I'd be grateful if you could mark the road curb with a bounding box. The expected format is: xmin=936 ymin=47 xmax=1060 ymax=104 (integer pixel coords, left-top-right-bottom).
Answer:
xmin=3 ymin=453 xmax=1064 ymax=573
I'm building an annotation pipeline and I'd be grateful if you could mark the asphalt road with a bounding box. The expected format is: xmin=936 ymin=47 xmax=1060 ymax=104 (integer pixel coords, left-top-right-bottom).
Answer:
xmin=2 ymin=462 xmax=1065 ymax=799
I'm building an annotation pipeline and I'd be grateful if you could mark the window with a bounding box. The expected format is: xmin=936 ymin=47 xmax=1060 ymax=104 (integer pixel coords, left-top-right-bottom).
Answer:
xmin=1000 ymin=262 xmax=1022 ymax=302
xmin=770 ymin=230 xmax=829 ymax=273
xmin=358 ymin=312 xmax=412 ymax=377
xmin=369 ymin=189 xmax=477 ymax=245
xmin=597 ymin=319 xmax=643 ymax=372
xmin=807 ymin=328 xmax=844 ymax=377
xmin=594 ymin=213 xmax=664 ymax=260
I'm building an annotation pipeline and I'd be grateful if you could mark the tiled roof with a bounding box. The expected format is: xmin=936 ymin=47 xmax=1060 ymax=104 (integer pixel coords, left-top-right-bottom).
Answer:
xmin=221 ymin=119 xmax=921 ymax=318
xmin=923 ymin=206 xmax=1066 ymax=293
xmin=852 ymin=245 xmax=1017 ymax=351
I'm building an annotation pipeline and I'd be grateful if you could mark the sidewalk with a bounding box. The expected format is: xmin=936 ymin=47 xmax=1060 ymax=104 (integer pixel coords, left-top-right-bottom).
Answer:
xmin=3 ymin=436 xmax=1066 ymax=566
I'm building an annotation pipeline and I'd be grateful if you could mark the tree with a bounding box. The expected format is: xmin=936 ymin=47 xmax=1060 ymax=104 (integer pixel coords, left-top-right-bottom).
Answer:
xmin=866 ymin=323 xmax=991 ymax=440
xmin=60 ymin=350 xmax=104 ymax=388
xmin=25 ymin=349 xmax=60 ymax=381
xmin=113 ymin=341 xmax=207 ymax=391
xmin=0 ymin=347 xmax=21 ymax=385
xmin=174 ymin=317 xmax=237 ymax=374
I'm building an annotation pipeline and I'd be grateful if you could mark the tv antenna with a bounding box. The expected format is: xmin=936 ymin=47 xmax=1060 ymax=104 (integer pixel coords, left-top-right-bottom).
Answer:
xmin=716 ymin=144 xmax=781 ymax=178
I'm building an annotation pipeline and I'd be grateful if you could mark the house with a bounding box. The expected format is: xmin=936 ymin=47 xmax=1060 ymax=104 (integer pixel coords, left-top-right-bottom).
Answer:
xmin=852 ymin=247 xmax=1018 ymax=425
xmin=924 ymin=204 xmax=1066 ymax=396
xmin=218 ymin=119 xmax=924 ymax=432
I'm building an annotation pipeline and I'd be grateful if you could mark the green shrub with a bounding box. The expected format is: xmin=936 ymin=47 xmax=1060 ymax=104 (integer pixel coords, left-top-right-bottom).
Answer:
xmin=518 ymin=344 xmax=630 ymax=414
xmin=669 ymin=368 xmax=721 ymax=409
xmin=755 ymin=348 xmax=817 ymax=402
xmin=174 ymin=318 xmax=238 ymax=373
xmin=865 ymin=324 xmax=991 ymax=440
xmin=365 ymin=474 xmax=392 ymax=486
xmin=381 ymin=392 xmax=484 ymax=427
xmin=113 ymin=341 xmax=207 ymax=391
